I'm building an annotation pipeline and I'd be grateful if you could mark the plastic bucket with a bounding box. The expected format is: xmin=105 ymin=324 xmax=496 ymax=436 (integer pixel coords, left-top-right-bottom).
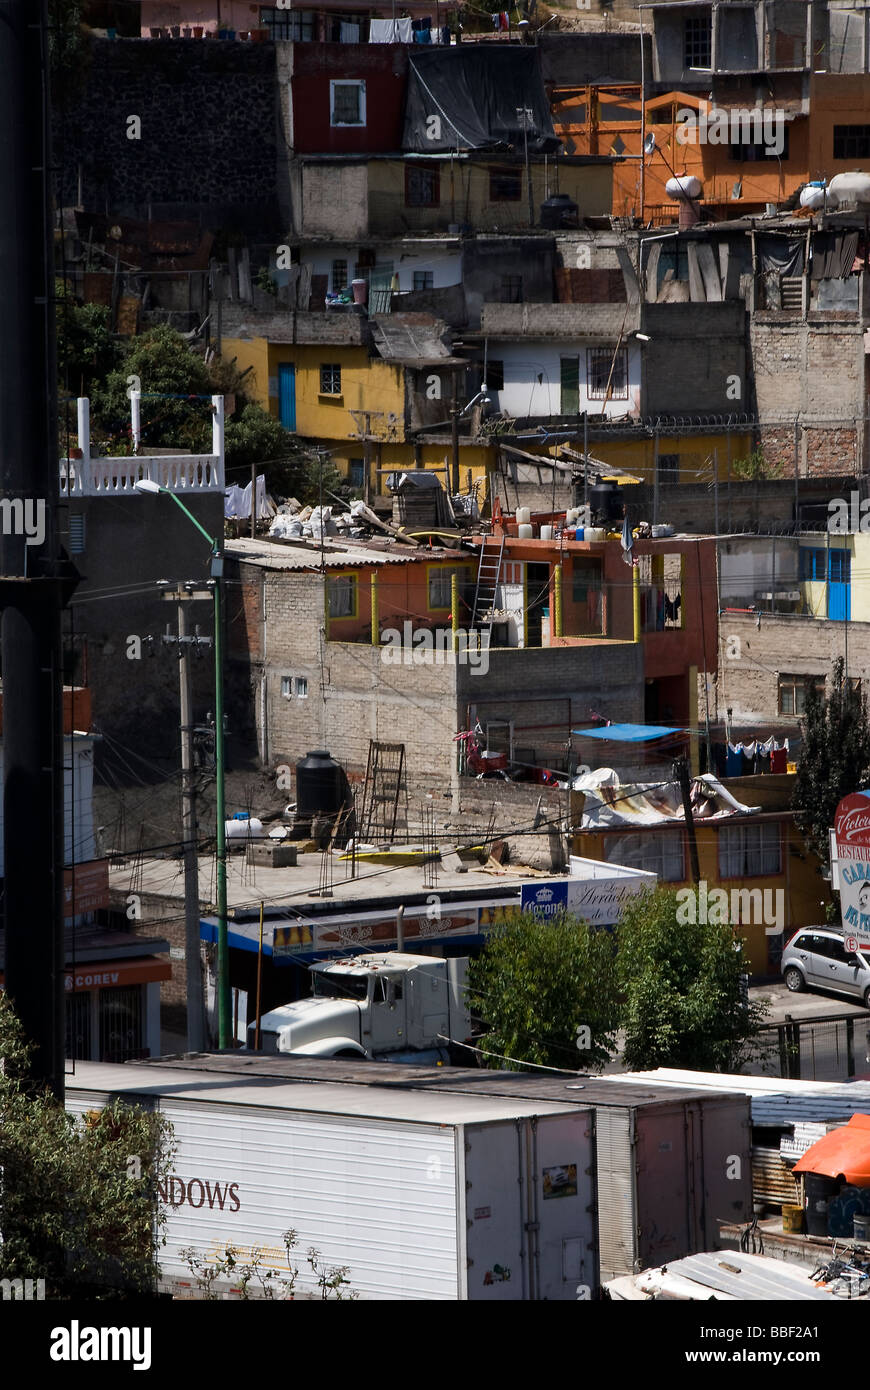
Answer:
xmin=803 ymin=1172 xmax=838 ymax=1236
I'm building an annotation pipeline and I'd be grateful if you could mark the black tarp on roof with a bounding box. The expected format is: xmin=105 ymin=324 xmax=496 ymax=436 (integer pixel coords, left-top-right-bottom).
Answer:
xmin=402 ymin=47 xmax=560 ymax=154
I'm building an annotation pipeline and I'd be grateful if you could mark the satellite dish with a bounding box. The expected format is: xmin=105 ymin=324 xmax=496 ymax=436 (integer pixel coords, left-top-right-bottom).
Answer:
xmin=643 ymin=132 xmax=656 ymax=157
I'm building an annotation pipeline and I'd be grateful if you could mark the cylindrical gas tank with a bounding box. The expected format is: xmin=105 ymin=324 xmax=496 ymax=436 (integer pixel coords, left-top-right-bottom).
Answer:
xmin=665 ymin=174 xmax=702 ymax=200
xmin=827 ymin=171 xmax=870 ymax=206
xmin=799 ymin=185 xmax=825 ymax=210
xmin=296 ymin=750 xmax=344 ymax=819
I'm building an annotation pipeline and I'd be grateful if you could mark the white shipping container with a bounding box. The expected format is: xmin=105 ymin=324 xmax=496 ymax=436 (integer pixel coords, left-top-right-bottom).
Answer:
xmin=66 ymin=1064 xmax=595 ymax=1301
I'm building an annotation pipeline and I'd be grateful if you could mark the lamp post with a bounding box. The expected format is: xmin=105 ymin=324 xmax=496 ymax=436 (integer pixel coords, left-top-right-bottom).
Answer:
xmin=135 ymin=479 xmax=230 ymax=1050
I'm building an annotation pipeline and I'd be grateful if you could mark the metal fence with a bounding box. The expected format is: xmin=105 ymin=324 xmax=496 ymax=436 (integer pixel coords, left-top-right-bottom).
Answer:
xmin=748 ymin=1011 xmax=870 ymax=1082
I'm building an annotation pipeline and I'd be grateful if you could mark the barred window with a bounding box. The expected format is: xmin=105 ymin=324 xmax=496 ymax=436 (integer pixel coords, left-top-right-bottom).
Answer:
xmin=320 ymin=363 xmax=342 ymax=395
xmin=587 ymin=346 xmax=627 ymax=400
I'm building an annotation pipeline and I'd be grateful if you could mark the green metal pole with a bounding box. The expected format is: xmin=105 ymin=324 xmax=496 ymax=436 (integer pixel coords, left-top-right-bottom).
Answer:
xmin=212 ymin=547 xmax=230 ymax=1049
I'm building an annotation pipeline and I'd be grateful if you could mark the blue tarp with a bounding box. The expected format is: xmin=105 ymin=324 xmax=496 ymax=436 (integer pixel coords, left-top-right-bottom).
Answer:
xmin=572 ymin=724 xmax=686 ymax=742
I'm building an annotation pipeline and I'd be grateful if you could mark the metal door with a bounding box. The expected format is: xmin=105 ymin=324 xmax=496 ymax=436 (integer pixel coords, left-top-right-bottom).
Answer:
xmin=278 ymin=362 xmax=296 ymax=430
xmin=827 ymin=546 xmax=851 ymax=620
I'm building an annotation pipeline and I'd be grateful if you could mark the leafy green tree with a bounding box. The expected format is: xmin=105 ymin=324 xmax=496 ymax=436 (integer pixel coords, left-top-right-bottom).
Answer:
xmin=467 ymin=909 xmax=620 ymax=1071
xmin=793 ymin=656 xmax=870 ymax=870
xmin=617 ymin=887 xmax=767 ymax=1072
xmin=92 ymin=324 xmax=214 ymax=455
xmin=55 ymin=278 xmax=119 ymax=399
xmin=0 ymin=993 xmax=175 ymax=1298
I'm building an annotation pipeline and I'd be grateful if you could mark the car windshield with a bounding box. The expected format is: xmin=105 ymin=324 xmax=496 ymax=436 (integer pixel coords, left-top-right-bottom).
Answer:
xmin=312 ymin=974 xmax=369 ymax=1001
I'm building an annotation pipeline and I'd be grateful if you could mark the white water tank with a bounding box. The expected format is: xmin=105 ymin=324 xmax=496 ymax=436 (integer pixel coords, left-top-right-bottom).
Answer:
xmin=827 ymin=171 xmax=870 ymax=207
xmin=665 ymin=174 xmax=702 ymax=200
xmin=226 ymin=816 xmax=265 ymax=840
xmin=799 ymin=185 xmax=825 ymax=210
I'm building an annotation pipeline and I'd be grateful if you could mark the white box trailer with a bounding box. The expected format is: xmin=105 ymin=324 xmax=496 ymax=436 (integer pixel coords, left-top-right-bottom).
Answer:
xmin=65 ymin=1063 xmax=595 ymax=1301
xmin=134 ymin=1056 xmax=753 ymax=1285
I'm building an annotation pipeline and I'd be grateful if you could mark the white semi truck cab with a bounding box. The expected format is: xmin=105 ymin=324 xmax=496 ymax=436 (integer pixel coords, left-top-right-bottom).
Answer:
xmin=248 ymin=953 xmax=473 ymax=1064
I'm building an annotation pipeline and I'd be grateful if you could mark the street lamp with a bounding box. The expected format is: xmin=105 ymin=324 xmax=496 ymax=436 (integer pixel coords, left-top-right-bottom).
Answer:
xmin=135 ymin=478 xmax=230 ymax=1050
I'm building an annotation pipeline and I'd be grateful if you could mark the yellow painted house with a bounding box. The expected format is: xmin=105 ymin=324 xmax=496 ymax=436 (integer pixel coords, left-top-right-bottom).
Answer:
xmin=222 ymin=330 xmax=495 ymax=492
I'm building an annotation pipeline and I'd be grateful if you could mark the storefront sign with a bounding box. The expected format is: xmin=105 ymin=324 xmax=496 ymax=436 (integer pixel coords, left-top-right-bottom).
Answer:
xmin=833 ymin=792 xmax=870 ymax=946
xmin=63 ymin=859 xmax=109 ymax=920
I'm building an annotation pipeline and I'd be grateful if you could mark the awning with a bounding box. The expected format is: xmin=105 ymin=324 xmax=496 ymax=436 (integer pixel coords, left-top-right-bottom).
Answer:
xmin=572 ymin=723 xmax=686 ymax=742
xmin=793 ymin=1113 xmax=870 ymax=1185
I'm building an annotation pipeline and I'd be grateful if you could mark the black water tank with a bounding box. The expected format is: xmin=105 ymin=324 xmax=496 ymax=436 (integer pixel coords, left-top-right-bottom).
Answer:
xmin=296 ymin=750 xmax=343 ymax=819
xmin=589 ymin=480 xmax=623 ymax=527
xmin=540 ymin=194 xmax=579 ymax=229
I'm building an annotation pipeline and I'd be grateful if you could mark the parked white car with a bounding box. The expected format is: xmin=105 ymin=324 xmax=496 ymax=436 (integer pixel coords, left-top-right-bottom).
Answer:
xmin=781 ymin=928 xmax=870 ymax=1008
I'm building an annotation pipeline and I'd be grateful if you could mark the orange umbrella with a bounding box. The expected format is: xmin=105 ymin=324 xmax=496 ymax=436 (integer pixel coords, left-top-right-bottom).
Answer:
xmin=794 ymin=1114 xmax=870 ymax=1186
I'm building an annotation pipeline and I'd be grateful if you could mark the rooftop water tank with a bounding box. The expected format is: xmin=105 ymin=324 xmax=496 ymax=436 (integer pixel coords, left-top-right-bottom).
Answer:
xmin=540 ymin=194 xmax=579 ymax=229
xmin=589 ymin=480 xmax=623 ymax=527
xmin=295 ymin=750 xmax=344 ymax=820
xmin=665 ymin=174 xmax=702 ymax=200
xmin=827 ymin=171 xmax=870 ymax=207
xmin=799 ymin=185 xmax=825 ymax=210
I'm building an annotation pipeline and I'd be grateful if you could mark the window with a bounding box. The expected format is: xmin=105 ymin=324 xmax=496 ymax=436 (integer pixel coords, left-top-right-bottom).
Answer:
xmin=405 ymin=165 xmax=440 ymax=207
xmin=327 ymin=574 xmax=356 ymax=618
xmin=587 ymin=346 xmax=627 ymax=400
xmin=500 ymin=274 xmax=523 ymax=303
xmin=320 ymin=363 xmax=342 ymax=395
xmin=349 ymin=457 xmax=365 ymax=488
xmin=485 ymin=359 xmax=504 ymax=391
xmin=834 ymin=125 xmax=870 ymax=159
xmin=490 ymin=168 xmax=522 ymax=201
xmin=261 ymin=7 xmax=316 ymax=40
xmin=412 ymin=270 xmax=434 ymax=291
xmin=799 ymin=547 xmax=826 ymax=581
xmin=428 ymin=565 xmax=467 ymax=609
xmin=684 ymin=13 xmax=712 ymax=69
xmin=718 ymin=822 xmax=781 ymax=878
xmin=730 ymin=129 xmax=790 ymax=162
xmin=657 ymin=453 xmax=680 ymax=484
xmin=330 ymin=80 xmax=365 ymax=127
xmin=605 ymin=830 xmax=685 ymax=882
xmin=281 ymin=676 xmax=293 ymax=699
xmin=331 ymin=259 xmax=348 ymax=292
xmin=295 ymin=676 xmax=308 ymax=698
xmin=777 ymin=673 xmax=826 ymax=715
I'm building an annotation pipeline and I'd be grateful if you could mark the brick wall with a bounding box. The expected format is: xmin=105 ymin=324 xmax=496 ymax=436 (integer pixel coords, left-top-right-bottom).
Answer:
xmin=717 ymin=610 xmax=870 ymax=726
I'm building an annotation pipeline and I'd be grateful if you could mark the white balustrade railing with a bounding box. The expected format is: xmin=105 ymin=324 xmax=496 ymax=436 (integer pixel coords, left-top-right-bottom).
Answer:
xmin=59 ymin=395 xmax=225 ymax=497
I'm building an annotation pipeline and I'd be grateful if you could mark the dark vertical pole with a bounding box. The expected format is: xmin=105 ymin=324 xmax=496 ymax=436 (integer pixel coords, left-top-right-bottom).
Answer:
xmin=0 ymin=0 xmax=72 ymax=1096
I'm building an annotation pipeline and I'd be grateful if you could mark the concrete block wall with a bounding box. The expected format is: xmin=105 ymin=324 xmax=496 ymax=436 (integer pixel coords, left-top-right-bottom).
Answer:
xmin=716 ymin=610 xmax=869 ymax=726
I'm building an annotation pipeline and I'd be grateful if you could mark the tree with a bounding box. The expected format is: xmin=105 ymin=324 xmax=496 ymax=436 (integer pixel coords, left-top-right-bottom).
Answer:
xmin=793 ymin=656 xmax=870 ymax=870
xmin=617 ymin=887 xmax=767 ymax=1072
xmin=92 ymin=324 xmax=214 ymax=455
xmin=0 ymin=994 xmax=175 ymax=1298
xmin=467 ymin=910 xmax=620 ymax=1071
xmin=55 ymin=278 xmax=119 ymax=399
xmin=224 ymin=403 xmax=311 ymax=501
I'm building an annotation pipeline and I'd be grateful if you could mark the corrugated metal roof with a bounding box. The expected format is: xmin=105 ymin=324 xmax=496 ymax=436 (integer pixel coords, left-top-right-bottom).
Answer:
xmin=637 ymin=1251 xmax=839 ymax=1301
xmin=225 ymin=538 xmax=417 ymax=569
xmin=619 ymin=1069 xmax=870 ymax=1126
